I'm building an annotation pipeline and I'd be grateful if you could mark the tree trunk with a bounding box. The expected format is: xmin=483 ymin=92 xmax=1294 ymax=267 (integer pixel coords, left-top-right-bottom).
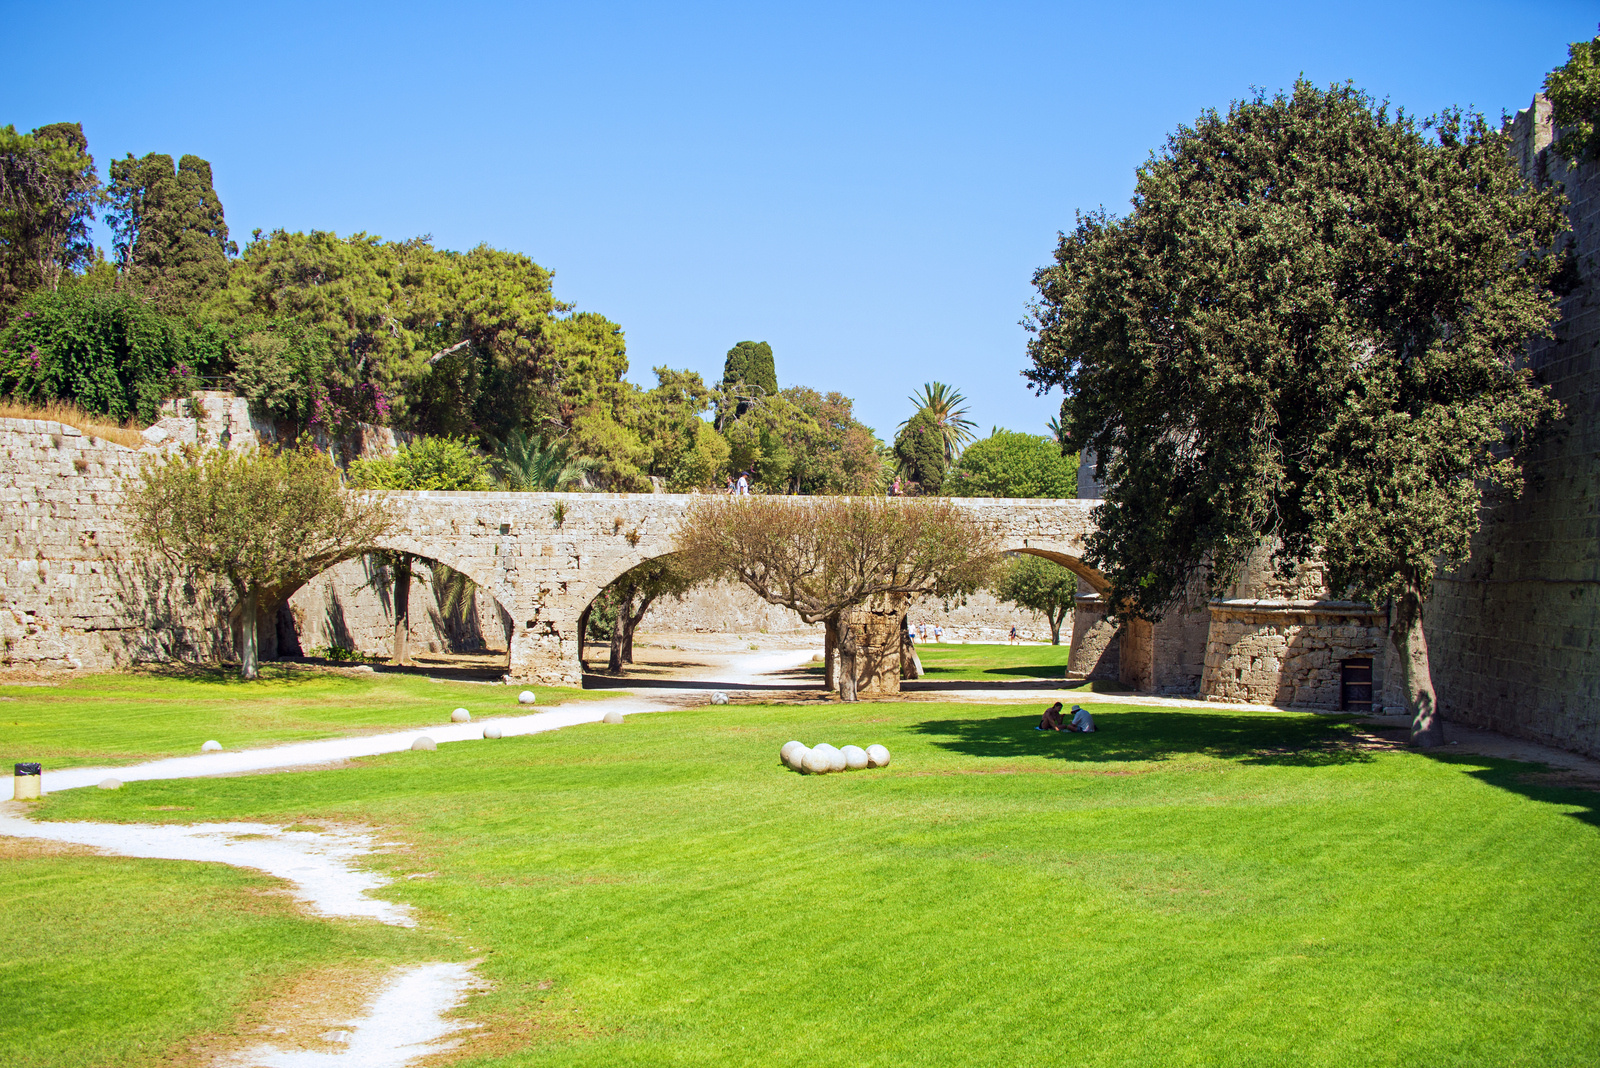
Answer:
xmin=623 ymin=593 xmax=657 ymax=665
xmin=836 ymin=613 xmax=859 ymax=703
xmin=391 ymin=555 xmax=412 ymax=667
xmin=608 ymin=586 xmax=637 ymax=674
xmin=1050 ymin=606 xmax=1067 ymax=646
xmin=1390 ymin=589 xmax=1443 ymax=748
xmin=577 ymin=604 xmax=591 ymax=669
xmin=823 ymin=616 xmax=840 ymax=690
xmin=240 ymin=586 xmax=260 ymax=680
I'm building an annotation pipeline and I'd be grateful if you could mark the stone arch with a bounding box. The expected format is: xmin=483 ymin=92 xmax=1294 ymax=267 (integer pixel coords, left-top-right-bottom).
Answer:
xmin=998 ymin=545 xmax=1110 ymax=594
xmin=279 ymin=539 xmax=515 ymax=664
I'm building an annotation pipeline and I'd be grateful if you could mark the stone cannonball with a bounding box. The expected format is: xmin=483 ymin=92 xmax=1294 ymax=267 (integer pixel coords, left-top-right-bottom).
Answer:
xmin=518 ymin=690 xmax=537 ymax=705
xmin=451 ymin=707 xmax=472 ymax=723
xmin=841 ymin=745 xmax=869 ymax=770
xmin=411 ymin=736 xmax=437 ymax=751
xmin=603 ymin=710 xmax=626 ymax=724
xmin=801 ymin=747 xmax=833 ymax=775
xmin=780 ymin=740 xmax=807 ymax=768
xmin=710 ymin=691 xmax=730 ymax=705
xmin=98 ymin=777 xmax=122 ymax=790
xmin=866 ymin=744 xmax=890 ymax=768
xmin=482 ymin=726 xmax=503 ymax=739
xmin=201 ymin=740 xmax=223 ymax=752
xmin=809 ymin=743 xmax=846 ymax=774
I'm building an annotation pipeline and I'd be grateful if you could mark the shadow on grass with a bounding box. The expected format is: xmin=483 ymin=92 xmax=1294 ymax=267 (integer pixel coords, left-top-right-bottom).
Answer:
xmin=1446 ymin=755 xmax=1600 ymax=831
xmin=910 ymin=707 xmax=1378 ymax=767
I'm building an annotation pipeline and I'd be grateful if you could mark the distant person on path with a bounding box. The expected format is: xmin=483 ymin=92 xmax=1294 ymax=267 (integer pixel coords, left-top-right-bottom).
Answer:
xmin=725 ymin=474 xmax=736 ymax=494
xmin=892 ymin=476 xmax=903 ymax=497
xmin=1037 ymin=701 xmax=1065 ymax=730
xmin=1009 ymin=625 xmax=1018 ymax=644
xmin=736 ymin=471 xmax=750 ymax=495
xmin=1067 ymin=705 xmax=1096 ymax=732
xmin=934 ymin=625 xmax=943 ymax=643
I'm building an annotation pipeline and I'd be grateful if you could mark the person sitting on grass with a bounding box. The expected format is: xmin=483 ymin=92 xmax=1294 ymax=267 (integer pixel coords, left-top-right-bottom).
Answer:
xmin=1037 ymin=701 xmax=1065 ymax=730
xmin=1067 ymin=705 xmax=1095 ymax=732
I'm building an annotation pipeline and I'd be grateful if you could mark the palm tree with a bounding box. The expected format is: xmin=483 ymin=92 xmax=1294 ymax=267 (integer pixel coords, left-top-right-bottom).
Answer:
xmin=494 ymin=429 xmax=592 ymax=491
xmin=899 ymin=382 xmax=977 ymax=462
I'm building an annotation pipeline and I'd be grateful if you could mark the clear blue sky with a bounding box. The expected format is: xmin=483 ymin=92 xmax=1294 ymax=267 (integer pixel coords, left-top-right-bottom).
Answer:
xmin=4 ymin=1 xmax=1595 ymax=440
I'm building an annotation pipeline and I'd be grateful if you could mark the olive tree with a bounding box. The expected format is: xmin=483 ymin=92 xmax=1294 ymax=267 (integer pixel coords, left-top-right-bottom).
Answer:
xmin=128 ymin=443 xmax=396 ymax=678
xmin=1026 ymin=81 xmax=1566 ymax=746
xmin=675 ymin=496 xmax=996 ymax=700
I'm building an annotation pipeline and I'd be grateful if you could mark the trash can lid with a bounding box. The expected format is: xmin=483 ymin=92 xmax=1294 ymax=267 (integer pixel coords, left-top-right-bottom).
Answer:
xmin=15 ymin=762 xmax=42 ymax=776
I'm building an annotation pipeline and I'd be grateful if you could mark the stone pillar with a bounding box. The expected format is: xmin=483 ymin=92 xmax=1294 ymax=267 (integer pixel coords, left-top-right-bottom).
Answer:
xmin=1068 ymin=592 xmax=1121 ymax=680
xmin=1120 ymin=616 xmax=1155 ymax=691
xmin=507 ymin=613 xmax=582 ymax=686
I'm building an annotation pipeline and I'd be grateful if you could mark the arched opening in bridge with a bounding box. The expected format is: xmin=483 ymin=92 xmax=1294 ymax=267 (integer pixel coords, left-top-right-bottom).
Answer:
xmin=576 ymin=554 xmax=825 ymax=691
xmin=275 ymin=551 xmax=514 ymax=679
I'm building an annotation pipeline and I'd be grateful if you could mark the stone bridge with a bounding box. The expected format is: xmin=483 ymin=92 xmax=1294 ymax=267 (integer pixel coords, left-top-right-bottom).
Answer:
xmin=367 ymin=491 xmax=1108 ymax=685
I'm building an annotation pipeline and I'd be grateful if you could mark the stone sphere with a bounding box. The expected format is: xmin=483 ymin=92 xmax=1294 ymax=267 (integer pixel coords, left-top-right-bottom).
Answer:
xmin=98 ymin=777 xmax=122 ymax=790
xmin=518 ymin=690 xmax=537 ymax=705
xmin=451 ymin=707 xmax=472 ymax=723
xmin=841 ymin=745 xmax=869 ymax=770
xmin=801 ymin=747 xmax=833 ymax=775
xmin=482 ymin=726 xmax=502 ymax=739
xmin=201 ymin=740 xmax=222 ymax=752
xmin=710 ymin=691 xmax=729 ymax=705
xmin=780 ymin=740 xmax=807 ymax=768
xmin=411 ymin=736 xmax=437 ymax=751
xmin=866 ymin=744 xmax=890 ymax=768
xmin=603 ymin=710 xmax=625 ymax=724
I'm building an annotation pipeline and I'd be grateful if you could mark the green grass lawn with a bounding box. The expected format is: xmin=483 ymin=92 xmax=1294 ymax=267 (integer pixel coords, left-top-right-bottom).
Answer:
xmin=914 ymin=640 xmax=1077 ymax=680
xmin=7 ymin=696 xmax=1598 ymax=1066
xmin=0 ymin=665 xmax=594 ymax=770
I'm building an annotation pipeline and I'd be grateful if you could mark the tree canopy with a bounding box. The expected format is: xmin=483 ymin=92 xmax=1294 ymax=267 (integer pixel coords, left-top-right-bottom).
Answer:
xmin=0 ymin=122 xmax=100 ymax=308
xmin=1546 ymin=32 xmax=1600 ymax=163
xmin=127 ymin=443 xmax=395 ymax=678
xmin=107 ymin=152 xmax=234 ymax=310
xmin=894 ymin=409 xmax=947 ymax=494
xmin=674 ymin=496 xmax=996 ymax=699
xmin=1025 ymin=80 xmax=1566 ymax=745
xmin=945 ymin=429 xmax=1078 ymax=498
xmin=994 ymin=554 xmax=1077 ymax=645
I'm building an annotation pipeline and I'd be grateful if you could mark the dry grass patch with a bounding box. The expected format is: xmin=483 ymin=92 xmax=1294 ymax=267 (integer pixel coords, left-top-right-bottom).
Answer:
xmin=0 ymin=397 xmax=147 ymax=448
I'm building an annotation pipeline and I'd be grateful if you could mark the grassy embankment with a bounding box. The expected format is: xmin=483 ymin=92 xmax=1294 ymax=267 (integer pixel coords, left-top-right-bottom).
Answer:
xmin=0 ymin=666 xmax=596 ymax=770
xmin=4 ymin=680 xmax=1598 ymax=1067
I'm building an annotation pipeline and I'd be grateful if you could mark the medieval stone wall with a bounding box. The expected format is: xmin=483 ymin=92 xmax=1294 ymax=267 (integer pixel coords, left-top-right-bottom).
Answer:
xmin=1424 ymin=96 xmax=1600 ymax=756
xmin=0 ymin=418 xmax=231 ymax=672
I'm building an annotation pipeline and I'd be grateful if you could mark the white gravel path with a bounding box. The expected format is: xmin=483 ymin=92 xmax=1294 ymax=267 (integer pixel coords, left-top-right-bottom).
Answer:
xmin=0 ymin=816 xmax=411 ymax=924
xmin=0 ymin=649 xmax=821 ymax=802
xmin=229 ymin=961 xmax=480 ymax=1067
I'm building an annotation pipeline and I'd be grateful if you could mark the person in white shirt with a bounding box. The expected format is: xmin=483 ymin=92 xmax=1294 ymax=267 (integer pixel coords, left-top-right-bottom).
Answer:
xmin=735 ymin=472 xmax=750 ymax=495
xmin=1067 ymin=705 xmax=1095 ymax=732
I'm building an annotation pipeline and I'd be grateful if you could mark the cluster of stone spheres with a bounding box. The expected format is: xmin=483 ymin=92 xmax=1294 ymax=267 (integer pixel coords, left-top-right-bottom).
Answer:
xmin=780 ymin=740 xmax=891 ymax=775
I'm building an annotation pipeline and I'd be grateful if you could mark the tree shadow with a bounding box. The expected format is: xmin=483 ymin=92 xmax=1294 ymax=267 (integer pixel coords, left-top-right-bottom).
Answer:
xmin=909 ymin=707 xmax=1380 ymax=767
xmin=1436 ymin=753 xmax=1600 ymax=831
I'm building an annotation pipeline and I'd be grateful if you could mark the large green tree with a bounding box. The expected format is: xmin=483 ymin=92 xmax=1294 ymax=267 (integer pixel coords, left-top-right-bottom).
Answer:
xmin=0 ymin=122 xmax=100 ymax=308
xmin=945 ymin=429 xmax=1078 ymax=498
xmin=1546 ymin=32 xmax=1600 ymax=163
xmin=1026 ymin=81 xmax=1566 ymax=746
xmin=106 ymin=153 xmax=235 ymax=310
xmin=893 ymin=409 xmax=948 ymax=495
xmin=899 ymin=382 xmax=976 ymax=462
